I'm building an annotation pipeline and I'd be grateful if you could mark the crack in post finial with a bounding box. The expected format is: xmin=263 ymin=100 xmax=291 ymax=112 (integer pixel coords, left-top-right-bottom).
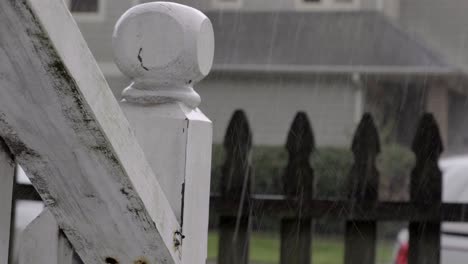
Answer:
xmin=112 ymin=2 xmax=215 ymax=108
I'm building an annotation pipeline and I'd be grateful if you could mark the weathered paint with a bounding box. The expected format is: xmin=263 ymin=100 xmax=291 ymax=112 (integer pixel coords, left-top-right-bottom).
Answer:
xmin=112 ymin=2 xmax=214 ymax=108
xmin=0 ymin=0 xmax=181 ymax=263
xmin=18 ymin=210 xmax=80 ymax=264
xmin=114 ymin=3 xmax=214 ymax=264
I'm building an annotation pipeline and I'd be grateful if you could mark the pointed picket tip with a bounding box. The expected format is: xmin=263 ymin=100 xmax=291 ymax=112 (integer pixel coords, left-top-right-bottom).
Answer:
xmin=286 ymin=112 xmax=315 ymax=155
xmin=221 ymin=110 xmax=253 ymax=198
xmin=412 ymin=113 xmax=443 ymax=159
xmin=224 ymin=110 xmax=252 ymax=151
xmin=351 ymin=113 xmax=381 ymax=156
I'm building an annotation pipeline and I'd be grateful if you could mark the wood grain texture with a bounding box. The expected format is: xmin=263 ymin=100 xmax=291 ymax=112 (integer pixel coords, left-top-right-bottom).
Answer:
xmin=344 ymin=113 xmax=380 ymax=264
xmin=0 ymin=0 xmax=180 ymax=263
xmin=18 ymin=210 xmax=82 ymax=264
xmin=218 ymin=110 xmax=252 ymax=264
xmin=409 ymin=114 xmax=443 ymax=264
xmin=280 ymin=112 xmax=314 ymax=264
xmin=0 ymin=139 xmax=14 ymax=264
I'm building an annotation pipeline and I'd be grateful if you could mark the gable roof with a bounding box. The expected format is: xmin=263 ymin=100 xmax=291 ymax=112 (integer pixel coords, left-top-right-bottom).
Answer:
xmin=206 ymin=11 xmax=453 ymax=74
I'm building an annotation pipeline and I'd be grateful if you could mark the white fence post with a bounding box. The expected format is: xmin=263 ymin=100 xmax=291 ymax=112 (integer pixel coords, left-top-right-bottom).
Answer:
xmin=113 ymin=3 xmax=214 ymax=264
xmin=0 ymin=141 xmax=14 ymax=264
xmin=18 ymin=210 xmax=80 ymax=264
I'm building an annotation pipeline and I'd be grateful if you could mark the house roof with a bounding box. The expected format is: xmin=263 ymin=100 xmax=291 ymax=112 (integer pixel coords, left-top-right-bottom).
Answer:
xmin=206 ymin=11 xmax=454 ymax=74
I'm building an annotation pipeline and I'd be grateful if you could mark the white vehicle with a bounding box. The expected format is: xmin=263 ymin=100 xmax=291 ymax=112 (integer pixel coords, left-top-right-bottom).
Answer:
xmin=394 ymin=155 xmax=468 ymax=264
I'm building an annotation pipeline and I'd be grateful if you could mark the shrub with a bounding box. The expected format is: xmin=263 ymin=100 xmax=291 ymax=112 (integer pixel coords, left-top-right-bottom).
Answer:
xmin=211 ymin=143 xmax=413 ymax=199
xmin=210 ymin=143 xmax=413 ymax=234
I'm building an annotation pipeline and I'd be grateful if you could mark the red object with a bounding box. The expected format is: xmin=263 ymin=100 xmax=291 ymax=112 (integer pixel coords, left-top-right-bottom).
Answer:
xmin=395 ymin=242 xmax=409 ymax=264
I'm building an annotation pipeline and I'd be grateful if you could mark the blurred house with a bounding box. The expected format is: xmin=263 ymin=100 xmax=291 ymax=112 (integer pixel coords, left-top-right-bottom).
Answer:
xmin=397 ymin=0 xmax=468 ymax=154
xmin=66 ymin=0 xmax=467 ymax=152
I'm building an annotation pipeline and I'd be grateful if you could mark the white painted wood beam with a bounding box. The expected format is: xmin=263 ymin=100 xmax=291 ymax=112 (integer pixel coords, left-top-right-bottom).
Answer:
xmin=0 ymin=0 xmax=181 ymax=263
xmin=18 ymin=210 xmax=79 ymax=264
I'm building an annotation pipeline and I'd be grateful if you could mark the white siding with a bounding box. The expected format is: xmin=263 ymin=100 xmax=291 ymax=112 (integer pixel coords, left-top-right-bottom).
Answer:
xmin=197 ymin=73 xmax=359 ymax=146
xmin=242 ymin=0 xmax=294 ymax=11
xmin=73 ymin=0 xmax=133 ymax=63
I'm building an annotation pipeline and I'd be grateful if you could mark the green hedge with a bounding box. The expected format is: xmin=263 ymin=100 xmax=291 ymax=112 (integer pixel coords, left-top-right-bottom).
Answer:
xmin=211 ymin=143 xmax=413 ymax=199
xmin=210 ymin=143 xmax=413 ymax=236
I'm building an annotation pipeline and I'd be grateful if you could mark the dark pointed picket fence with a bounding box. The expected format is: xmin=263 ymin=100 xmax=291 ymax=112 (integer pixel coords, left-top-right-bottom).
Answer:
xmin=211 ymin=109 xmax=466 ymax=264
xmin=13 ymin=109 xmax=467 ymax=264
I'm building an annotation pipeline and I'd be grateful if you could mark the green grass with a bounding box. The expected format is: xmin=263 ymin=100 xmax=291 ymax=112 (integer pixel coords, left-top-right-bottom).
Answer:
xmin=208 ymin=232 xmax=394 ymax=264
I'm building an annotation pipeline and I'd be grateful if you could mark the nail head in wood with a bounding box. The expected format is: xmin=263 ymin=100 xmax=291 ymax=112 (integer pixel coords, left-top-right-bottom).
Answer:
xmin=112 ymin=2 xmax=215 ymax=108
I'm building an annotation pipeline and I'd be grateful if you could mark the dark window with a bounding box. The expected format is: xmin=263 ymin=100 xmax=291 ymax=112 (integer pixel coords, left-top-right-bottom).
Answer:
xmin=69 ymin=0 xmax=98 ymax=12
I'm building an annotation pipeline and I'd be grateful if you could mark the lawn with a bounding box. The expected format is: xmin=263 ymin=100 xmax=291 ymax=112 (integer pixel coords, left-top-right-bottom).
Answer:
xmin=207 ymin=232 xmax=394 ymax=264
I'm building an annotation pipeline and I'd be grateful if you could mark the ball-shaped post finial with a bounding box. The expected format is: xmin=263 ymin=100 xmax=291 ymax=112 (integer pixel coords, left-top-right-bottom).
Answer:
xmin=112 ymin=2 xmax=215 ymax=108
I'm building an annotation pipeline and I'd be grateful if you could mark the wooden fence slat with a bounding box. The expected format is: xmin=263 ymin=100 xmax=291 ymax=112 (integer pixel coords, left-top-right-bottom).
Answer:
xmin=344 ymin=221 xmax=377 ymax=264
xmin=210 ymin=196 xmax=468 ymax=222
xmin=18 ymin=209 xmax=83 ymax=264
xmin=409 ymin=114 xmax=443 ymax=264
xmin=0 ymin=139 xmax=14 ymax=264
xmin=218 ymin=110 xmax=252 ymax=264
xmin=280 ymin=112 xmax=314 ymax=264
xmin=344 ymin=113 xmax=380 ymax=264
